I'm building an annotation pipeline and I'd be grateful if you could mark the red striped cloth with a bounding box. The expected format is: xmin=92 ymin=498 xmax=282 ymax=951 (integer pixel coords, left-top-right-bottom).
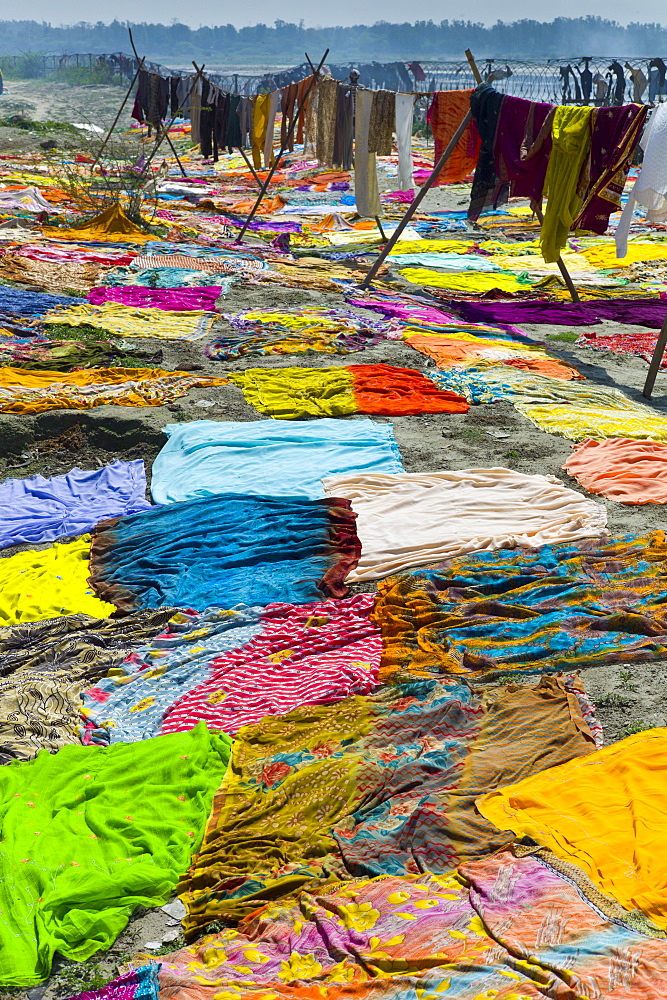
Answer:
xmin=159 ymin=593 xmax=381 ymax=735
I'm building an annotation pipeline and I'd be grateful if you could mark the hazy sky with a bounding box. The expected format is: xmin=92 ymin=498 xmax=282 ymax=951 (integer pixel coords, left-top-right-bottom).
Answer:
xmin=10 ymin=0 xmax=667 ymax=28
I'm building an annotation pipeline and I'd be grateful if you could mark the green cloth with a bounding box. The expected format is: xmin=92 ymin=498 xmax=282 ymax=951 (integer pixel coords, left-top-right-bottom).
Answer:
xmin=0 ymin=722 xmax=231 ymax=987
xmin=540 ymin=105 xmax=594 ymax=263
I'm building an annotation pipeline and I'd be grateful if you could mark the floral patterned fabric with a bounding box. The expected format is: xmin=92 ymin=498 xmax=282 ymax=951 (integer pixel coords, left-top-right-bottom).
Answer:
xmin=180 ymin=675 xmax=594 ymax=934
xmin=152 ymin=848 xmax=667 ymax=1000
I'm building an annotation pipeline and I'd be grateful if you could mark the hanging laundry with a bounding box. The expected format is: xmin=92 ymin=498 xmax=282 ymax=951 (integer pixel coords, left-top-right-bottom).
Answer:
xmin=395 ymin=93 xmax=416 ymax=190
xmin=616 ymin=104 xmax=667 ymax=256
xmin=468 ymin=83 xmax=506 ymax=219
xmin=354 ymin=89 xmax=382 ymax=217
xmin=368 ymin=89 xmax=395 ymax=155
xmin=540 ymin=106 xmax=594 ymax=262
xmin=426 ymin=89 xmax=480 ymax=185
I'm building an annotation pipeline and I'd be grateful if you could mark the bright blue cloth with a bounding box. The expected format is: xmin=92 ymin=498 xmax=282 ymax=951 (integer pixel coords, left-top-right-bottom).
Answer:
xmin=81 ymin=605 xmax=264 ymax=744
xmin=0 ymin=286 xmax=79 ymax=318
xmin=0 ymin=460 xmax=152 ymax=550
xmin=89 ymin=492 xmax=359 ymax=612
xmin=150 ymin=418 xmax=403 ymax=504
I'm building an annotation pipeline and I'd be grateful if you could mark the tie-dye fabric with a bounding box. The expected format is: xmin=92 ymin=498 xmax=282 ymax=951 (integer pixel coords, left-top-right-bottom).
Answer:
xmin=374 ymin=532 xmax=667 ymax=681
xmin=64 ymin=966 xmax=159 ymax=1000
xmin=81 ymin=606 xmax=265 ymax=745
xmin=181 ymin=675 xmax=594 ymax=932
xmin=149 ymin=845 xmax=667 ymax=1000
xmin=88 ymin=494 xmax=360 ymax=613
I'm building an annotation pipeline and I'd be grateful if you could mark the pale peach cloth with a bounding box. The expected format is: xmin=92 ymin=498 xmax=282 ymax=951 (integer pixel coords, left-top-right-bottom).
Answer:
xmin=321 ymin=467 xmax=608 ymax=581
xmin=564 ymin=437 xmax=667 ymax=504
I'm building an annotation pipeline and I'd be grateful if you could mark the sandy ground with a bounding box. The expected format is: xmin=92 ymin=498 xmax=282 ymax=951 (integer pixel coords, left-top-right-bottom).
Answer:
xmin=0 ymin=81 xmax=666 ymax=997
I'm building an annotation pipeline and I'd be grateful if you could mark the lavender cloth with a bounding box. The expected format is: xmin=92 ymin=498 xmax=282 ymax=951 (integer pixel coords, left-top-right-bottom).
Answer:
xmin=448 ymin=298 xmax=667 ymax=329
xmin=88 ymin=286 xmax=223 ymax=311
xmin=0 ymin=460 xmax=153 ymax=549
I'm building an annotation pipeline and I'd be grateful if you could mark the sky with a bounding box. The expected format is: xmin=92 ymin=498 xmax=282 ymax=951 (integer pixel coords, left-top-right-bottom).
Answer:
xmin=9 ymin=0 xmax=667 ymax=28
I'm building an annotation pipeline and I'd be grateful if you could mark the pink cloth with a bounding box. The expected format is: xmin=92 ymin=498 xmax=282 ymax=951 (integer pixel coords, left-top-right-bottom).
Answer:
xmin=564 ymin=437 xmax=667 ymax=504
xmin=160 ymin=593 xmax=381 ymax=735
xmin=87 ymin=286 xmax=222 ymax=311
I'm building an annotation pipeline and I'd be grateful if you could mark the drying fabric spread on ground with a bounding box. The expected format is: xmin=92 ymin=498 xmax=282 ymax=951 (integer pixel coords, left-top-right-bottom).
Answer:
xmin=155 ymin=848 xmax=667 ymax=1000
xmin=478 ymin=727 xmax=667 ymax=931
xmin=150 ymin=418 xmax=403 ymax=503
xmin=0 ymin=723 xmax=231 ymax=987
xmin=65 ymin=966 xmax=159 ymax=1000
xmin=43 ymin=303 xmax=215 ymax=341
xmin=0 ymin=460 xmax=152 ymax=549
xmin=0 ymin=536 xmax=115 ymax=626
xmin=374 ymin=532 xmax=667 ymax=681
xmin=0 ymin=367 xmax=227 ymax=413
xmin=180 ymin=674 xmax=594 ymax=932
xmin=227 ymin=364 xmax=469 ymax=418
xmin=563 ymin=437 xmax=667 ymax=503
xmin=321 ymin=468 xmax=607 ymax=581
xmin=88 ymin=493 xmax=360 ymax=612
xmin=206 ymin=308 xmax=391 ymax=359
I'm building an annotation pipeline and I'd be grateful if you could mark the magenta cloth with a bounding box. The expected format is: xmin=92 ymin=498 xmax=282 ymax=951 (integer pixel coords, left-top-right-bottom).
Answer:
xmin=160 ymin=593 xmax=381 ymax=735
xmin=63 ymin=965 xmax=159 ymax=1000
xmin=448 ymin=298 xmax=667 ymax=329
xmin=346 ymin=293 xmax=458 ymax=325
xmin=87 ymin=286 xmax=223 ymax=311
xmin=494 ymin=94 xmax=553 ymax=203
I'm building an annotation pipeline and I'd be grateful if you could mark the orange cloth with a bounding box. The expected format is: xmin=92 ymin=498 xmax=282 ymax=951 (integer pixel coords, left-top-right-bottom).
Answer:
xmin=406 ymin=334 xmax=580 ymax=380
xmin=563 ymin=437 xmax=667 ymax=503
xmin=352 ymin=364 xmax=469 ymax=414
xmin=426 ymin=90 xmax=480 ymax=185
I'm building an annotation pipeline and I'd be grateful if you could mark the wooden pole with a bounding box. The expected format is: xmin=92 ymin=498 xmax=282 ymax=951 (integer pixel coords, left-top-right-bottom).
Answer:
xmin=234 ymin=49 xmax=329 ymax=243
xmin=359 ymin=109 xmax=473 ymax=289
xmin=127 ymin=29 xmax=188 ymax=178
xmin=465 ymin=47 xmax=580 ymax=304
xmin=92 ymin=55 xmax=145 ymax=168
xmin=643 ymin=310 xmax=667 ymax=399
xmin=237 ymin=145 xmax=263 ymax=188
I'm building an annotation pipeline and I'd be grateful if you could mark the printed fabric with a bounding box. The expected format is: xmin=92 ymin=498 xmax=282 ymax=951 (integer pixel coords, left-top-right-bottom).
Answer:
xmin=0 ymin=460 xmax=152 ymax=549
xmin=88 ymin=493 xmax=360 ymax=612
xmin=152 ymin=849 xmax=667 ymax=1000
xmin=373 ymin=532 xmax=667 ymax=681
xmin=42 ymin=303 xmax=215 ymax=341
xmin=63 ymin=965 xmax=159 ymax=1000
xmin=0 ymin=724 xmax=231 ymax=987
xmin=0 ymin=367 xmax=227 ymax=414
xmin=150 ymin=418 xmax=403 ymax=503
xmin=180 ymin=674 xmax=594 ymax=932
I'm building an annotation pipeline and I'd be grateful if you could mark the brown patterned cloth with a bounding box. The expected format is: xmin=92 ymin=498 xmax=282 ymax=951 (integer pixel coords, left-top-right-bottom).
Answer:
xmin=368 ymin=90 xmax=396 ymax=155
xmin=315 ymin=78 xmax=339 ymax=167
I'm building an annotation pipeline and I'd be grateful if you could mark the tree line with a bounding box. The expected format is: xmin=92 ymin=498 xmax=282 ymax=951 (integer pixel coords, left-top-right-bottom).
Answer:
xmin=1 ymin=17 xmax=667 ymax=63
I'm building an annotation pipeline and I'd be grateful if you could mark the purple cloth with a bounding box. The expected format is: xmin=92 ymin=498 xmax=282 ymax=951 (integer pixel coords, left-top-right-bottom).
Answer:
xmin=88 ymin=286 xmax=222 ymax=311
xmin=449 ymin=298 xmax=667 ymax=329
xmin=495 ymin=95 xmax=553 ymax=203
xmin=0 ymin=459 xmax=153 ymax=549
xmin=64 ymin=965 xmax=159 ymax=1000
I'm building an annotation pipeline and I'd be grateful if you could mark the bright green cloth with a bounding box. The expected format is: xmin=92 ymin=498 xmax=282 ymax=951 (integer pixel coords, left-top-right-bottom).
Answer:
xmin=540 ymin=106 xmax=594 ymax=263
xmin=0 ymin=723 xmax=231 ymax=987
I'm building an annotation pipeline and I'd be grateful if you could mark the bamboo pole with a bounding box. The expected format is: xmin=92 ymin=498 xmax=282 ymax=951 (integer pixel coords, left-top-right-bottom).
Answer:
xmin=643 ymin=310 xmax=667 ymax=399
xmin=234 ymin=49 xmax=329 ymax=243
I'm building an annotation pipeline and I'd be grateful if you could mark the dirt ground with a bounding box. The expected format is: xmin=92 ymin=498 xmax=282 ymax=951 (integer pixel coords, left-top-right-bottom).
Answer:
xmin=0 ymin=80 xmax=666 ymax=998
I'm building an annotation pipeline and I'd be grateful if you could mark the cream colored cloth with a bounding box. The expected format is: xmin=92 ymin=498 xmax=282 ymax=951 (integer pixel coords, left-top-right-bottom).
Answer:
xmin=321 ymin=468 xmax=608 ymax=581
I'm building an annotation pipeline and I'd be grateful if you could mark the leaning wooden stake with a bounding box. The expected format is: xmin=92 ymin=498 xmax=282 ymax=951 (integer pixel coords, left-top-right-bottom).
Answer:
xmin=643 ymin=310 xmax=667 ymax=399
xmin=92 ymin=53 xmax=145 ymax=168
xmin=234 ymin=48 xmax=329 ymax=243
xmin=359 ymin=109 xmax=473 ymax=289
xmin=465 ymin=47 xmax=580 ymax=304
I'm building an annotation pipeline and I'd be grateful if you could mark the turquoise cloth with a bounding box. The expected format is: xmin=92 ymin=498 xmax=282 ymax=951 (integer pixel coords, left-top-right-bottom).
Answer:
xmin=150 ymin=418 xmax=403 ymax=503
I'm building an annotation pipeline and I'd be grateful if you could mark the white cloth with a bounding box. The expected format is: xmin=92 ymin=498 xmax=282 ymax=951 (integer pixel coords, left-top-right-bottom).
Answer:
xmin=354 ymin=90 xmax=382 ymax=218
xmin=321 ymin=468 xmax=607 ymax=581
xmin=264 ymin=90 xmax=281 ymax=167
xmin=395 ymin=93 xmax=416 ymax=191
xmin=616 ymin=105 xmax=667 ymax=257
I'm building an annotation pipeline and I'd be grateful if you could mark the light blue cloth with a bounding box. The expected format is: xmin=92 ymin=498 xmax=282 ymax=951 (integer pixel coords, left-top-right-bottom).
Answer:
xmin=150 ymin=418 xmax=404 ymax=503
xmin=81 ymin=605 xmax=264 ymax=744
xmin=0 ymin=460 xmax=152 ymax=549
xmin=387 ymin=253 xmax=502 ymax=271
